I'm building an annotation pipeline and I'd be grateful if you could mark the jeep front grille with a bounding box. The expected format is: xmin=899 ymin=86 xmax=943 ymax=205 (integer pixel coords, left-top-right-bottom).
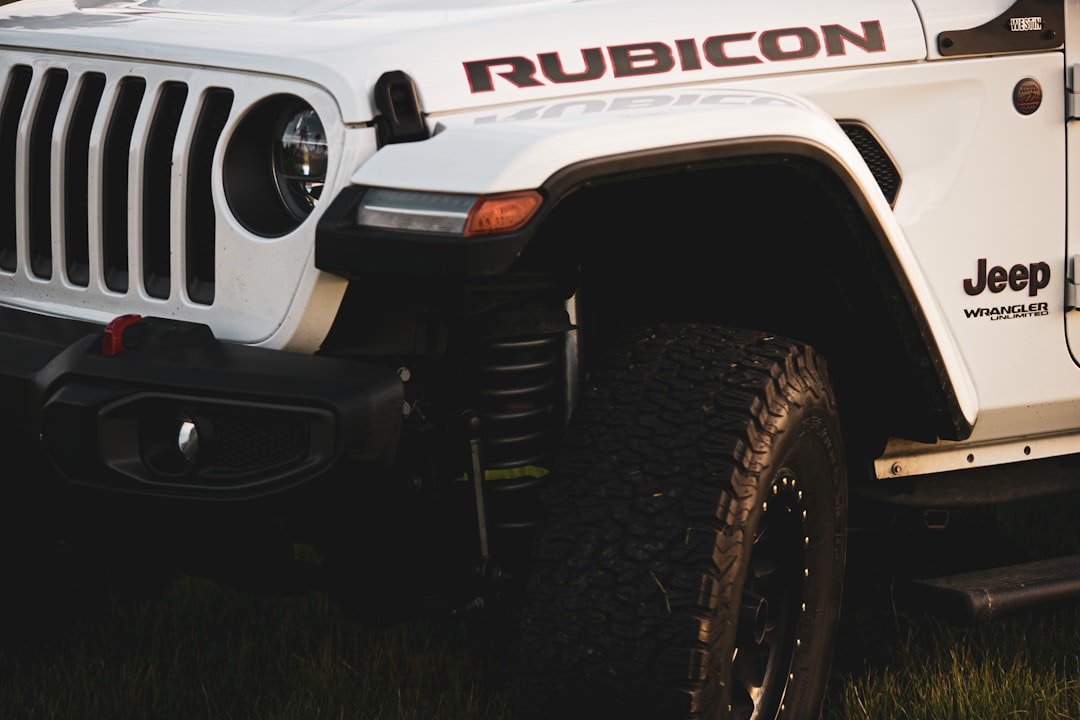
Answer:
xmin=0 ymin=63 xmax=232 ymax=305
xmin=0 ymin=51 xmax=346 ymax=348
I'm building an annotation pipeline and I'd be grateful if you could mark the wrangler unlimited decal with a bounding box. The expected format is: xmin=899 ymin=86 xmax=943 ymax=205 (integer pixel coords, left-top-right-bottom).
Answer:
xmin=464 ymin=20 xmax=886 ymax=93
xmin=963 ymin=302 xmax=1050 ymax=320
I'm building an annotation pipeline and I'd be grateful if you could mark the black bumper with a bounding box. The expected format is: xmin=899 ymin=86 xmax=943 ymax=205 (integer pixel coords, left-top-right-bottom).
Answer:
xmin=0 ymin=307 xmax=403 ymax=500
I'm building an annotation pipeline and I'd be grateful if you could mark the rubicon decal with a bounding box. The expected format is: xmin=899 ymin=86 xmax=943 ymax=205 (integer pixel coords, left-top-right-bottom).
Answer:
xmin=464 ymin=20 xmax=885 ymax=93
xmin=962 ymin=258 xmax=1050 ymax=296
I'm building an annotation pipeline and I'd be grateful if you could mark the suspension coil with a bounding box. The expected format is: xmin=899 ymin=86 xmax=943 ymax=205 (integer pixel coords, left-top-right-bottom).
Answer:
xmin=475 ymin=331 xmax=565 ymax=475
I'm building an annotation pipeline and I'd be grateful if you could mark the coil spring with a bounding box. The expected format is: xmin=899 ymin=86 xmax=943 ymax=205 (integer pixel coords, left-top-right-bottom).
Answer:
xmin=474 ymin=331 xmax=565 ymax=477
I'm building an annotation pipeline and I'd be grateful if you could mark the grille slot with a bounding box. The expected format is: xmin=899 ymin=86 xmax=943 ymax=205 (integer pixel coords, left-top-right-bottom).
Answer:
xmin=0 ymin=65 xmax=31 ymax=273
xmin=186 ymin=88 xmax=234 ymax=306
xmin=102 ymin=76 xmax=146 ymax=293
xmin=28 ymin=69 xmax=68 ymax=280
xmin=0 ymin=64 xmax=239 ymax=305
xmin=143 ymin=81 xmax=189 ymax=299
xmin=65 ymin=72 xmax=107 ymax=287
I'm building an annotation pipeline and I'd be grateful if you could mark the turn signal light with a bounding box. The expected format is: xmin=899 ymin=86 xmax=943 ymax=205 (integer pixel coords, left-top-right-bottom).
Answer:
xmin=464 ymin=191 xmax=542 ymax=236
xmin=355 ymin=187 xmax=543 ymax=236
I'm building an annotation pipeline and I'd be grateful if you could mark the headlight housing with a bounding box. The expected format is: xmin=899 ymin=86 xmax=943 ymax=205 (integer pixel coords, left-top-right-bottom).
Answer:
xmin=224 ymin=96 xmax=329 ymax=237
xmin=275 ymin=108 xmax=327 ymax=218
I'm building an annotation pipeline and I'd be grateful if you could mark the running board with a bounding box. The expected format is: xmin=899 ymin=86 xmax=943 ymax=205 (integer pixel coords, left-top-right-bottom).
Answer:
xmin=906 ymin=555 xmax=1080 ymax=625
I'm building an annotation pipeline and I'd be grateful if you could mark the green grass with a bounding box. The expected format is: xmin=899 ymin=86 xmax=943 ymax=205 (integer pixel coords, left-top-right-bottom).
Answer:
xmin=5 ymin=494 xmax=1080 ymax=719
xmin=0 ymin=577 xmax=514 ymax=720
xmin=825 ymin=603 xmax=1080 ymax=720
xmin=823 ymin=491 xmax=1080 ymax=720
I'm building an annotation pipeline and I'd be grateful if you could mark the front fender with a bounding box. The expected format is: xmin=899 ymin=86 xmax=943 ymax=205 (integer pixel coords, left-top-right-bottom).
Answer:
xmin=318 ymin=85 xmax=977 ymax=435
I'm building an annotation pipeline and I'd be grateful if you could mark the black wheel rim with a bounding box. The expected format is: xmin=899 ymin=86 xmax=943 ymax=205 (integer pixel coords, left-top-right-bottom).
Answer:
xmin=730 ymin=467 xmax=808 ymax=720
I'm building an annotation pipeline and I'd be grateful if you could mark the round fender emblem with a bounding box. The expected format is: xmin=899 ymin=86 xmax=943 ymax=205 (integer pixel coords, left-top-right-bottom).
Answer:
xmin=1014 ymin=77 xmax=1042 ymax=115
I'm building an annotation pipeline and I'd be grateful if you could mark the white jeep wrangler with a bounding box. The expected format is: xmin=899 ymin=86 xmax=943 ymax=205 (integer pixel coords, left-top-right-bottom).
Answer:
xmin=0 ymin=0 xmax=1075 ymax=718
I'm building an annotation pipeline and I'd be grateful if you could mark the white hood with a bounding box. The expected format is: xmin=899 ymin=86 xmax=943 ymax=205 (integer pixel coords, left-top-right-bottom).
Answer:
xmin=73 ymin=0 xmax=576 ymax=20
xmin=0 ymin=0 xmax=927 ymax=122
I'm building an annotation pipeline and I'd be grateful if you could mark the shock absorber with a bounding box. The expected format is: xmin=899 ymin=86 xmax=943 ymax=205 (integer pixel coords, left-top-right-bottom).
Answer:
xmin=463 ymin=305 xmax=572 ymax=569
xmin=476 ymin=332 xmax=565 ymax=476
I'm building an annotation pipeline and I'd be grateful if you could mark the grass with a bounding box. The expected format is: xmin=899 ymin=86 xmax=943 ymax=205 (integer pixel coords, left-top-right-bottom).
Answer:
xmin=0 ymin=575 xmax=514 ymax=720
xmin=4 ymin=493 xmax=1080 ymax=719
xmin=823 ymin=490 xmax=1080 ymax=720
xmin=825 ymin=603 xmax=1080 ymax=719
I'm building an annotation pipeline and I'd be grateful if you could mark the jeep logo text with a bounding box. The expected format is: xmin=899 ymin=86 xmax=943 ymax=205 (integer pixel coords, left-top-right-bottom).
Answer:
xmin=963 ymin=258 xmax=1050 ymax=296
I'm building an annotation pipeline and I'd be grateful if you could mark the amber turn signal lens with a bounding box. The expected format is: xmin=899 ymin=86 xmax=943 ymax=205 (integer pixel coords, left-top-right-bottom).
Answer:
xmin=464 ymin=191 xmax=543 ymax=236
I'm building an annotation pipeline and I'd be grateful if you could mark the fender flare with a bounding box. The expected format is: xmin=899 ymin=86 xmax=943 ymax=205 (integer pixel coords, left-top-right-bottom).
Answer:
xmin=317 ymin=86 xmax=977 ymax=437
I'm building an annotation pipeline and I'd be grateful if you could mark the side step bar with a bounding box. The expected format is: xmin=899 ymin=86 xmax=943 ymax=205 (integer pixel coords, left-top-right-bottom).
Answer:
xmin=907 ymin=555 xmax=1080 ymax=625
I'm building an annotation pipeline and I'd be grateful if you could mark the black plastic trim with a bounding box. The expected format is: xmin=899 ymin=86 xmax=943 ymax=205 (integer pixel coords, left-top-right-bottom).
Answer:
xmin=0 ymin=307 xmax=403 ymax=500
xmin=373 ymin=70 xmax=429 ymax=147
xmin=938 ymin=0 xmax=1063 ymax=57
xmin=839 ymin=120 xmax=901 ymax=207
xmin=908 ymin=555 xmax=1080 ymax=625
xmin=316 ymin=136 xmax=971 ymax=442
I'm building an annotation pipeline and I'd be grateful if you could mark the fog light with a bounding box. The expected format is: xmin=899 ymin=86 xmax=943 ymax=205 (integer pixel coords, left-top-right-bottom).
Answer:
xmin=178 ymin=419 xmax=199 ymax=461
xmin=138 ymin=412 xmax=208 ymax=477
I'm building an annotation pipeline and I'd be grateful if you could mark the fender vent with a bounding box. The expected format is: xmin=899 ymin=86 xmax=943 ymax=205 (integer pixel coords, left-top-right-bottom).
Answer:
xmin=840 ymin=121 xmax=901 ymax=207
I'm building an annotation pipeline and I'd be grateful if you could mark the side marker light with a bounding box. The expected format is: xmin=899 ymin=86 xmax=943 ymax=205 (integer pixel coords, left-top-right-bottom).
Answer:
xmin=356 ymin=188 xmax=543 ymax=236
xmin=464 ymin=191 xmax=542 ymax=236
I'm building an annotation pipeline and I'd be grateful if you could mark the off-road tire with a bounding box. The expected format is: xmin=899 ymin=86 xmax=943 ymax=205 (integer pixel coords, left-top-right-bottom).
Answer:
xmin=516 ymin=323 xmax=846 ymax=720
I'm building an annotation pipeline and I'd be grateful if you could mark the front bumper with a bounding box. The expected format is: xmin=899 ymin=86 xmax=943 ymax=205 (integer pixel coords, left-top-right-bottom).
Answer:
xmin=0 ymin=306 xmax=403 ymax=501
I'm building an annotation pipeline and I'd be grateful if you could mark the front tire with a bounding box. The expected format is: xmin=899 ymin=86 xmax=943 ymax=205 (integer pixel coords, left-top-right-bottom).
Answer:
xmin=517 ymin=323 xmax=846 ymax=720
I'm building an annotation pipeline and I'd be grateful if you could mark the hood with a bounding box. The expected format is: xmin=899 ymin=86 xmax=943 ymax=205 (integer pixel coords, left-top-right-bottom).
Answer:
xmin=72 ymin=0 xmax=576 ymax=20
xmin=0 ymin=0 xmax=927 ymax=123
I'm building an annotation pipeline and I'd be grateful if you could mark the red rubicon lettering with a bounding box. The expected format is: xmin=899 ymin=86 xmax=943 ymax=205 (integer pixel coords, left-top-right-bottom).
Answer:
xmin=609 ymin=43 xmax=675 ymax=77
xmin=464 ymin=19 xmax=885 ymax=92
xmin=675 ymin=38 xmax=702 ymax=71
xmin=465 ymin=56 xmax=543 ymax=92
xmin=760 ymin=27 xmax=821 ymax=61
xmin=703 ymin=32 xmax=762 ymax=67
xmin=540 ymin=48 xmax=606 ymax=83
xmin=822 ymin=21 xmax=886 ymax=55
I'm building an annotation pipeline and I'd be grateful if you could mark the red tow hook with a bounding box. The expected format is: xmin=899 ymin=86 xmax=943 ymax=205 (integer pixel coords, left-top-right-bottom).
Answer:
xmin=102 ymin=314 xmax=143 ymax=357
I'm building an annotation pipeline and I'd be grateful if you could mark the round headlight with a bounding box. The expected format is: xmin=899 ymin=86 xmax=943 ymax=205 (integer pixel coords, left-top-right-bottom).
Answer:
xmin=275 ymin=108 xmax=327 ymax=217
xmin=224 ymin=96 xmax=331 ymax=238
